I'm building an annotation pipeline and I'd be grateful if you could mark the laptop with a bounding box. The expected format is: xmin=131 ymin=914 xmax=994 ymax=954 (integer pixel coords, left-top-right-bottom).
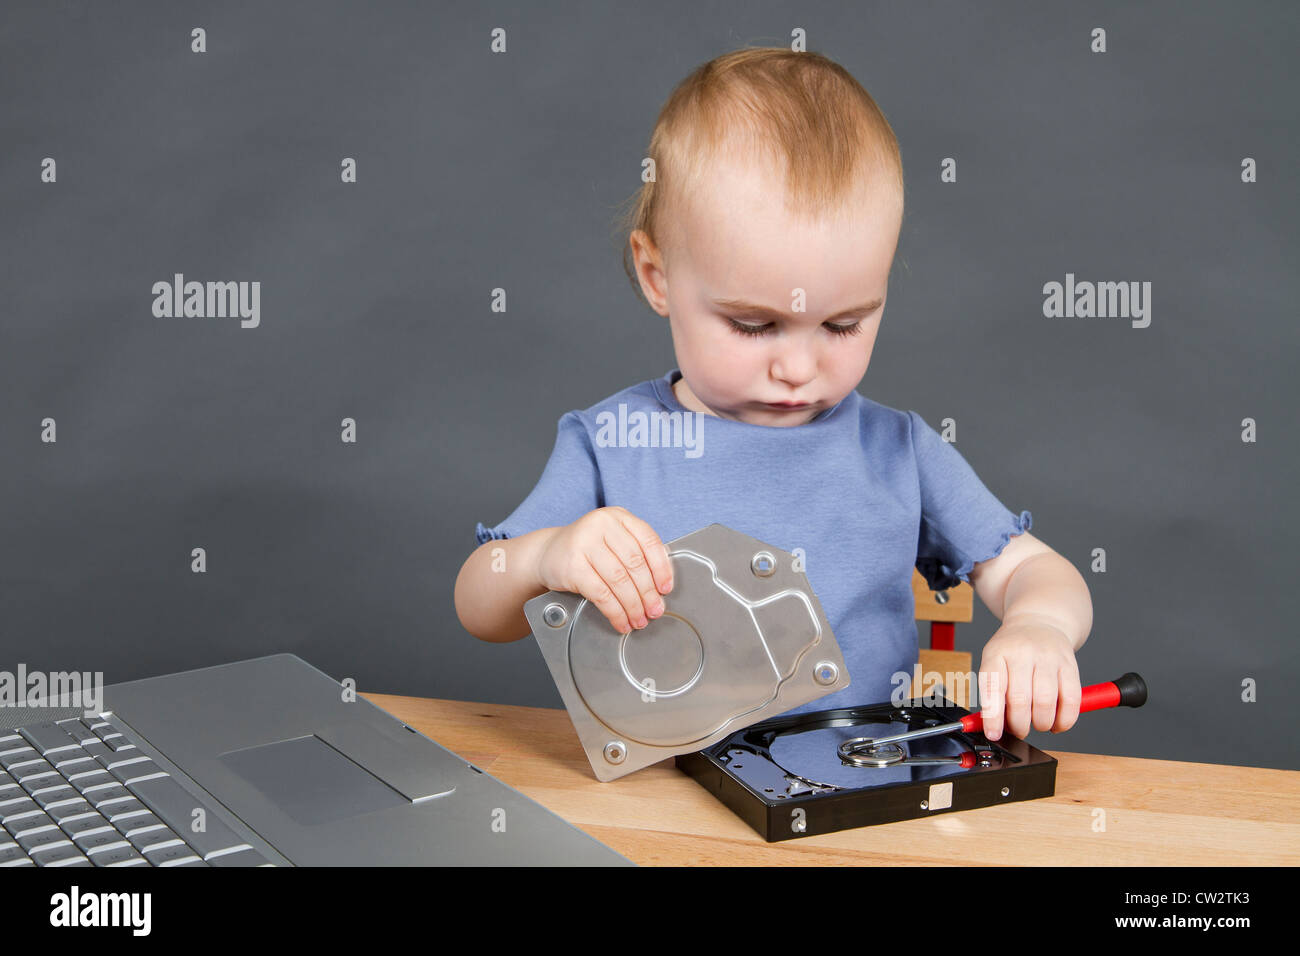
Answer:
xmin=0 ymin=654 xmax=631 ymax=866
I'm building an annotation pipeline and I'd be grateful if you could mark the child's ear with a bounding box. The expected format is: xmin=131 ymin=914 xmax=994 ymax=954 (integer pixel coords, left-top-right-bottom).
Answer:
xmin=629 ymin=229 xmax=671 ymax=317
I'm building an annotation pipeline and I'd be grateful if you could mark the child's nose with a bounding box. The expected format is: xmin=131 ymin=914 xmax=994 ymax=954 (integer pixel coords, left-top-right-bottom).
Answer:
xmin=771 ymin=349 xmax=817 ymax=387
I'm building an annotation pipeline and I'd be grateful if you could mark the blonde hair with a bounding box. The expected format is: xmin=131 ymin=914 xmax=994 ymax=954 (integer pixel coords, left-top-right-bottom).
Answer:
xmin=615 ymin=47 xmax=905 ymax=303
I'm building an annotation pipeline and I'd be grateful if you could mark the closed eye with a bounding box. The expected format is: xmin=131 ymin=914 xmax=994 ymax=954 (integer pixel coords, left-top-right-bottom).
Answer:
xmin=726 ymin=318 xmax=864 ymax=337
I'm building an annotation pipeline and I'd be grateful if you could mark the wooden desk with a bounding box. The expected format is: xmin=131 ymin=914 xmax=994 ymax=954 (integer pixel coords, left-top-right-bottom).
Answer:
xmin=363 ymin=693 xmax=1300 ymax=866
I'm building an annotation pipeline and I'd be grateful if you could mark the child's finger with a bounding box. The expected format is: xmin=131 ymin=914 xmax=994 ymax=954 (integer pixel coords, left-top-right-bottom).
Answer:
xmin=615 ymin=510 xmax=674 ymax=595
xmin=1004 ymin=662 xmax=1033 ymax=740
xmin=604 ymin=523 xmax=665 ymax=624
xmin=1031 ymin=666 xmax=1058 ymax=732
xmin=592 ymin=540 xmax=655 ymax=630
xmin=979 ymin=659 xmax=1007 ymax=741
xmin=1053 ymin=663 xmax=1082 ymax=732
xmin=575 ymin=553 xmax=636 ymax=634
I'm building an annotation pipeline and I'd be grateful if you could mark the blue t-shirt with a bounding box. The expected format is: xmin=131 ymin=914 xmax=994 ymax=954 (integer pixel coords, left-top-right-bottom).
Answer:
xmin=474 ymin=368 xmax=1032 ymax=715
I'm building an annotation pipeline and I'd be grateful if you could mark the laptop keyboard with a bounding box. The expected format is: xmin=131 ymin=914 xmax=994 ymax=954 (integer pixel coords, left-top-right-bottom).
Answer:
xmin=0 ymin=716 xmax=274 ymax=867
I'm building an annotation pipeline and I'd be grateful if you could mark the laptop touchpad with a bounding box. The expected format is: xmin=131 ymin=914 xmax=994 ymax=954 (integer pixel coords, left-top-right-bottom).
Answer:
xmin=220 ymin=734 xmax=408 ymax=826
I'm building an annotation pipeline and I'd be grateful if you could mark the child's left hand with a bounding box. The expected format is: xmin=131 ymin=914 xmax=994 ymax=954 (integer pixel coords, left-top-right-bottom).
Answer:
xmin=977 ymin=616 xmax=1082 ymax=741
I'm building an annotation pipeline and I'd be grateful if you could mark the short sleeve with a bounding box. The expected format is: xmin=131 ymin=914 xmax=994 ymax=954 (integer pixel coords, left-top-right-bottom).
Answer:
xmin=908 ymin=410 xmax=1033 ymax=591
xmin=474 ymin=411 xmax=604 ymax=546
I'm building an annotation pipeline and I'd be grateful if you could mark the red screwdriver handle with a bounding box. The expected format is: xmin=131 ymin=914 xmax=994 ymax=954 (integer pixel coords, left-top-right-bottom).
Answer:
xmin=958 ymin=672 xmax=1147 ymax=734
xmin=1080 ymin=672 xmax=1148 ymax=712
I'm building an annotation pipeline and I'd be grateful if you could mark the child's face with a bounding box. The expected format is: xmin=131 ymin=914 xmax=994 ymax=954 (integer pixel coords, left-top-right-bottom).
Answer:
xmin=632 ymin=151 xmax=902 ymax=427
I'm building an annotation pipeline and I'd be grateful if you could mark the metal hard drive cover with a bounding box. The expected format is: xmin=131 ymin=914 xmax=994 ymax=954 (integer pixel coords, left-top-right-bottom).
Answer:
xmin=523 ymin=523 xmax=851 ymax=781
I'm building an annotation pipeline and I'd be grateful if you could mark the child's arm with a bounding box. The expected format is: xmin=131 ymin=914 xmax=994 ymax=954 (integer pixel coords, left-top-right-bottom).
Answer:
xmin=454 ymin=527 xmax=562 ymax=642
xmin=454 ymin=507 xmax=674 ymax=643
xmin=967 ymin=531 xmax=1093 ymax=741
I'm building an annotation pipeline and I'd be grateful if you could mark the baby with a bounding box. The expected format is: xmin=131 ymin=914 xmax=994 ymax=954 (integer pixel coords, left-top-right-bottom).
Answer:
xmin=455 ymin=47 xmax=1092 ymax=744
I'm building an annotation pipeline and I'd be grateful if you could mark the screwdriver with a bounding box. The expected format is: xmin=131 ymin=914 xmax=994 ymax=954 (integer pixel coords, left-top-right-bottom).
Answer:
xmin=846 ymin=672 xmax=1148 ymax=754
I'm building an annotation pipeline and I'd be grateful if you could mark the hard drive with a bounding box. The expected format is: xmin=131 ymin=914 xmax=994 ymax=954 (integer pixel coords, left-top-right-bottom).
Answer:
xmin=676 ymin=698 xmax=1059 ymax=841
xmin=524 ymin=523 xmax=851 ymax=781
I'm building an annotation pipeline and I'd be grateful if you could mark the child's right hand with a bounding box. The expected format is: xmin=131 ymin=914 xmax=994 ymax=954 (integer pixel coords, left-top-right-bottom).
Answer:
xmin=533 ymin=507 xmax=674 ymax=634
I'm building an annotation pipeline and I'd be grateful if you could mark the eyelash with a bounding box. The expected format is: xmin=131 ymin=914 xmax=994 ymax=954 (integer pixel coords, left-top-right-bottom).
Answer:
xmin=726 ymin=318 xmax=864 ymax=338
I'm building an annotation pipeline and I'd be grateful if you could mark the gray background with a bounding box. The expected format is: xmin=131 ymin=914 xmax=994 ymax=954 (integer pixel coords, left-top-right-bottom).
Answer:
xmin=2 ymin=1 xmax=1296 ymax=770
